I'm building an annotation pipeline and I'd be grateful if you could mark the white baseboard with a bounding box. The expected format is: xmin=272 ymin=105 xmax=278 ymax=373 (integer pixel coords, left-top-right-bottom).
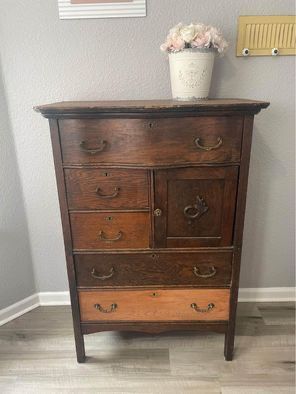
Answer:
xmin=238 ymin=287 xmax=296 ymax=302
xmin=0 ymin=287 xmax=295 ymax=326
xmin=0 ymin=294 xmax=40 ymax=326
xmin=38 ymin=291 xmax=70 ymax=306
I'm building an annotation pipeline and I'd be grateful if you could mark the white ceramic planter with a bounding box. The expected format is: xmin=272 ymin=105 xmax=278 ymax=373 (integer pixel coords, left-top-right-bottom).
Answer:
xmin=169 ymin=48 xmax=216 ymax=100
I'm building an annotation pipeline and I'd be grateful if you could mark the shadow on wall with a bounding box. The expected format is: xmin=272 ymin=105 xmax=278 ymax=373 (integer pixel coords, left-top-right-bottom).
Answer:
xmin=240 ymin=119 xmax=290 ymax=288
xmin=0 ymin=59 xmax=36 ymax=309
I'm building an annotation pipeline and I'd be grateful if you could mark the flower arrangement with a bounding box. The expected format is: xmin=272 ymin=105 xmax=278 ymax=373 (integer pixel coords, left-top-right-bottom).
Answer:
xmin=160 ymin=23 xmax=228 ymax=54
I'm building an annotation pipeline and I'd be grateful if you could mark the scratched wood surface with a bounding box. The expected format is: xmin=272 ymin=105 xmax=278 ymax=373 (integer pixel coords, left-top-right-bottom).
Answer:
xmin=0 ymin=302 xmax=294 ymax=393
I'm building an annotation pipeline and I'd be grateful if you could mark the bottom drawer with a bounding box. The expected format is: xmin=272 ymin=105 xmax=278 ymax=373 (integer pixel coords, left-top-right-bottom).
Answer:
xmin=79 ymin=289 xmax=230 ymax=322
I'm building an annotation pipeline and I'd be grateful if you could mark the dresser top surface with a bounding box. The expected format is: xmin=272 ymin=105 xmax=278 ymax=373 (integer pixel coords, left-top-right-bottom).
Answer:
xmin=35 ymin=98 xmax=269 ymax=117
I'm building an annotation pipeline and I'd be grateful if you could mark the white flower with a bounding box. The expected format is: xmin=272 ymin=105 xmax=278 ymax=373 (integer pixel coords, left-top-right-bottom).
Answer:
xmin=180 ymin=23 xmax=196 ymax=43
xmin=169 ymin=23 xmax=183 ymax=37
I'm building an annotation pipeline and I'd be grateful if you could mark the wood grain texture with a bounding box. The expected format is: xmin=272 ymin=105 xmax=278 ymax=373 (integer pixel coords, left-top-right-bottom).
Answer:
xmin=48 ymin=119 xmax=86 ymax=363
xmin=74 ymin=251 xmax=232 ymax=288
xmin=154 ymin=166 xmax=238 ymax=247
xmin=58 ymin=117 xmax=243 ymax=166
xmin=224 ymin=115 xmax=255 ymax=361
xmin=70 ymin=212 xmax=150 ymax=250
xmin=65 ymin=168 xmax=149 ymax=210
xmin=36 ymin=99 xmax=269 ymax=363
xmin=79 ymin=288 xmax=230 ymax=322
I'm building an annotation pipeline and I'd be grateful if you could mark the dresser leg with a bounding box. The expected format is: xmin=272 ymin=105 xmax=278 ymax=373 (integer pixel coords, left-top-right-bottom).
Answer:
xmin=74 ymin=329 xmax=86 ymax=363
xmin=224 ymin=326 xmax=235 ymax=361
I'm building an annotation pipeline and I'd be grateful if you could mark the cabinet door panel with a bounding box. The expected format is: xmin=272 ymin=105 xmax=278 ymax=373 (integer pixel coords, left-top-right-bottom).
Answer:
xmin=154 ymin=167 xmax=238 ymax=247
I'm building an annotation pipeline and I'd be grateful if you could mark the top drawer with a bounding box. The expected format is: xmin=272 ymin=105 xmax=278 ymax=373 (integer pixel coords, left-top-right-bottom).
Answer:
xmin=59 ymin=117 xmax=243 ymax=166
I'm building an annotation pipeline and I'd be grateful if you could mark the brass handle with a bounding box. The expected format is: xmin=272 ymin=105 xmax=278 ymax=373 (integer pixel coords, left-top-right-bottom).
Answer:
xmin=193 ymin=266 xmax=217 ymax=279
xmin=98 ymin=230 xmax=123 ymax=242
xmin=191 ymin=303 xmax=215 ymax=313
xmin=91 ymin=267 xmax=115 ymax=280
xmin=195 ymin=137 xmax=223 ymax=151
xmin=184 ymin=196 xmax=208 ymax=221
xmin=94 ymin=303 xmax=117 ymax=313
xmin=79 ymin=139 xmax=107 ymax=154
xmin=96 ymin=187 xmax=120 ymax=199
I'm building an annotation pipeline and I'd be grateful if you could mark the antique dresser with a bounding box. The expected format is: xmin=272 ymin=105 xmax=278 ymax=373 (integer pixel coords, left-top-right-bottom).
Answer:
xmin=35 ymin=99 xmax=269 ymax=362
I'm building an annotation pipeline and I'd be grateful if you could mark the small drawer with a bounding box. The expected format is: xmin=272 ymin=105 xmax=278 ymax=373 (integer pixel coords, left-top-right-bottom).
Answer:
xmin=70 ymin=212 xmax=150 ymax=250
xmin=75 ymin=251 xmax=232 ymax=288
xmin=59 ymin=117 xmax=243 ymax=166
xmin=78 ymin=289 xmax=230 ymax=322
xmin=65 ymin=168 xmax=149 ymax=210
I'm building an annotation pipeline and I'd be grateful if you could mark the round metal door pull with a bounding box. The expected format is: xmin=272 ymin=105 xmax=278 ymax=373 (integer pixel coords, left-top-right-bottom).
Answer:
xmin=154 ymin=208 xmax=162 ymax=217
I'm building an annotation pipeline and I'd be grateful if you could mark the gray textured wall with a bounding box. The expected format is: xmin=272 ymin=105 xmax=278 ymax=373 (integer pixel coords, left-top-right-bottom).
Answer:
xmin=0 ymin=61 xmax=36 ymax=309
xmin=0 ymin=0 xmax=294 ymax=295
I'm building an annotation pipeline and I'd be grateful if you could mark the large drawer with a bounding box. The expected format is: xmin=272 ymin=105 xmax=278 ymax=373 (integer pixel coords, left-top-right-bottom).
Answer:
xmin=79 ymin=289 xmax=230 ymax=322
xmin=75 ymin=252 xmax=232 ymax=288
xmin=70 ymin=212 xmax=150 ymax=250
xmin=65 ymin=168 xmax=149 ymax=210
xmin=59 ymin=117 xmax=243 ymax=166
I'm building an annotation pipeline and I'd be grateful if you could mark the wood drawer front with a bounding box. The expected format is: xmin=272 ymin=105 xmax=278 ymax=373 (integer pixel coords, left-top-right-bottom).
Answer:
xmin=70 ymin=212 xmax=150 ymax=250
xmin=65 ymin=168 xmax=149 ymax=210
xmin=79 ymin=289 xmax=230 ymax=322
xmin=59 ymin=117 xmax=243 ymax=166
xmin=75 ymin=252 xmax=232 ymax=288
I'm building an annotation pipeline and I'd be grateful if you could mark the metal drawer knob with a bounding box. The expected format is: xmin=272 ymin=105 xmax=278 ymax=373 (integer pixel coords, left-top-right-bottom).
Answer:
xmin=154 ymin=208 xmax=162 ymax=217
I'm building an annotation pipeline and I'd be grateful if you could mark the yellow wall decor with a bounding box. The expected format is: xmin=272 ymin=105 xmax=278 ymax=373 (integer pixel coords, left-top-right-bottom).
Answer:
xmin=236 ymin=15 xmax=296 ymax=56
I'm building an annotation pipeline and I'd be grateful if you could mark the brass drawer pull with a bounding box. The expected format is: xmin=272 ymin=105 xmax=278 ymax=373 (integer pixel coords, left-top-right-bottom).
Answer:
xmin=91 ymin=267 xmax=115 ymax=280
xmin=98 ymin=230 xmax=123 ymax=242
xmin=96 ymin=187 xmax=120 ymax=199
xmin=79 ymin=139 xmax=107 ymax=154
xmin=191 ymin=303 xmax=215 ymax=313
xmin=195 ymin=137 xmax=223 ymax=151
xmin=94 ymin=303 xmax=117 ymax=313
xmin=193 ymin=266 xmax=217 ymax=279
xmin=184 ymin=195 xmax=208 ymax=221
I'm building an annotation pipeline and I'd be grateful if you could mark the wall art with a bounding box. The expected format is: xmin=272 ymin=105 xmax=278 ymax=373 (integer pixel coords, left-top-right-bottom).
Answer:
xmin=58 ymin=0 xmax=146 ymax=20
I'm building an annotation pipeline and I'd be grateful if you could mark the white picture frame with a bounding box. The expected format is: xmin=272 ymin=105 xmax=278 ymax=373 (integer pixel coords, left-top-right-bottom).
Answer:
xmin=58 ymin=0 xmax=146 ymax=20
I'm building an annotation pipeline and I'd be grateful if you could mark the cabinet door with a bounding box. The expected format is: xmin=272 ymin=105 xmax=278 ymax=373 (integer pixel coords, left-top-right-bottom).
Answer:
xmin=154 ymin=167 xmax=238 ymax=248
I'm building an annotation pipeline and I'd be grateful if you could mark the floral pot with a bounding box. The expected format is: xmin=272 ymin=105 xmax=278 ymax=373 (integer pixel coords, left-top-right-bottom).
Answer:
xmin=169 ymin=48 xmax=216 ymax=100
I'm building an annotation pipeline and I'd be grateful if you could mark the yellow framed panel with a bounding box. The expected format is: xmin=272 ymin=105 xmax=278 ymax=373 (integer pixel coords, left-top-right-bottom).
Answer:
xmin=237 ymin=15 xmax=296 ymax=56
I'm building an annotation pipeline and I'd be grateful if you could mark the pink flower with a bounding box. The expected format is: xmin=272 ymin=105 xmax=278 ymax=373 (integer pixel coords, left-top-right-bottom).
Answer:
xmin=160 ymin=22 xmax=228 ymax=55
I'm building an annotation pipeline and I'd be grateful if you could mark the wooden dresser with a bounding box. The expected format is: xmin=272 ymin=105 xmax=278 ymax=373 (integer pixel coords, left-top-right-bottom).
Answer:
xmin=35 ymin=99 xmax=269 ymax=363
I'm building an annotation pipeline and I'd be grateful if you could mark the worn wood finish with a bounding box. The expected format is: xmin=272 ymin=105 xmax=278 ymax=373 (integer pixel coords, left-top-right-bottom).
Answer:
xmin=70 ymin=212 xmax=150 ymax=250
xmin=48 ymin=119 xmax=85 ymax=363
xmin=59 ymin=117 xmax=243 ymax=166
xmin=224 ymin=115 xmax=255 ymax=361
xmin=75 ymin=251 xmax=233 ymax=288
xmin=35 ymin=99 xmax=269 ymax=363
xmin=34 ymin=98 xmax=270 ymax=117
xmin=78 ymin=289 xmax=230 ymax=322
xmin=65 ymin=168 xmax=149 ymax=210
xmin=154 ymin=166 xmax=238 ymax=247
